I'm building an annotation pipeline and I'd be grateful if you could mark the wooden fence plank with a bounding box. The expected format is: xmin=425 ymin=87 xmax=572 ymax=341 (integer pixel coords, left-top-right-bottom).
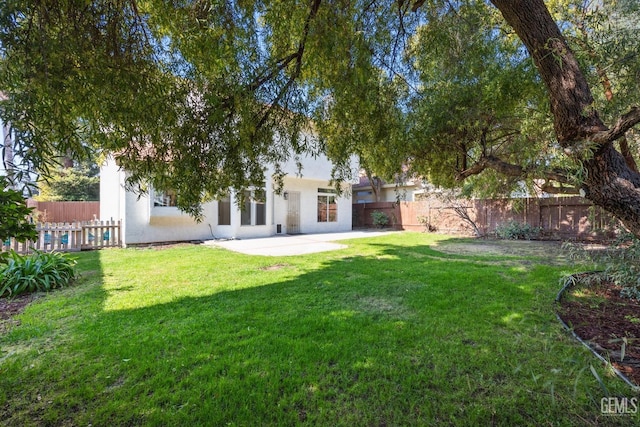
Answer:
xmin=353 ymin=196 xmax=620 ymax=241
xmin=27 ymin=200 xmax=100 ymax=223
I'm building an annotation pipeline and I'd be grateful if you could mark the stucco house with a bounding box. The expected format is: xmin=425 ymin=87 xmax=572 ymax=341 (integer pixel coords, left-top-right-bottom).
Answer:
xmin=100 ymin=153 xmax=357 ymax=246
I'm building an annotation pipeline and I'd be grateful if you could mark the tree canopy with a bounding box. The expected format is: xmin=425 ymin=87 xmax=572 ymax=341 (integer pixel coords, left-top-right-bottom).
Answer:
xmin=1 ymin=0 xmax=640 ymax=232
xmin=35 ymin=164 xmax=100 ymax=201
xmin=0 ymin=176 xmax=37 ymax=258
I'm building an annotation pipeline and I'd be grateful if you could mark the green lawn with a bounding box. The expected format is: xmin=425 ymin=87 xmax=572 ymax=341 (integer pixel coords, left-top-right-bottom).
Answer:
xmin=0 ymin=232 xmax=636 ymax=426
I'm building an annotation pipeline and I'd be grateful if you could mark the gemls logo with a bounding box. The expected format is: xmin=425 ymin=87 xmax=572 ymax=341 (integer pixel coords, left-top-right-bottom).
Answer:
xmin=601 ymin=397 xmax=639 ymax=416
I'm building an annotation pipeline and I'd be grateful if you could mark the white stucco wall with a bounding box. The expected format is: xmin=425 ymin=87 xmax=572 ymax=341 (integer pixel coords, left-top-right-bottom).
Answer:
xmin=100 ymin=151 xmax=357 ymax=245
xmin=99 ymin=157 xmax=125 ymax=223
xmin=122 ymin=190 xmax=218 ymax=245
xmin=277 ymin=149 xmax=359 ymax=184
xmin=274 ymin=177 xmax=352 ymax=235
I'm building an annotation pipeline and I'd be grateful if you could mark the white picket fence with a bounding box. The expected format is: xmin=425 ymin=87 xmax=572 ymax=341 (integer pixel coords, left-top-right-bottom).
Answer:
xmin=1 ymin=220 xmax=121 ymax=255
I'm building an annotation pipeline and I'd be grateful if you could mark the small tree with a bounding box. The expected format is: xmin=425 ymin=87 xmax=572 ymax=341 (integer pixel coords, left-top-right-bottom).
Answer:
xmin=36 ymin=165 xmax=99 ymax=201
xmin=0 ymin=176 xmax=37 ymax=262
xmin=431 ymin=188 xmax=483 ymax=237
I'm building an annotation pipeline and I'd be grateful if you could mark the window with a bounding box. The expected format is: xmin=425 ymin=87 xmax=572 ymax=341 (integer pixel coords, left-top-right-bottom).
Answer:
xmin=241 ymin=188 xmax=266 ymax=226
xmin=153 ymin=189 xmax=178 ymax=207
xmin=317 ymin=188 xmax=337 ymax=222
xmin=356 ymin=190 xmax=373 ymax=204
xmin=255 ymin=189 xmax=266 ymax=225
xmin=241 ymin=191 xmax=252 ymax=225
xmin=218 ymin=195 xmax=231 ymax=225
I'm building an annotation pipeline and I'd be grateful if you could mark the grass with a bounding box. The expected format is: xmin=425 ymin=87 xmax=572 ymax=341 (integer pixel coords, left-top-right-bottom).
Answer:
xmin=0 ymin=232 xmax=636 ymax=426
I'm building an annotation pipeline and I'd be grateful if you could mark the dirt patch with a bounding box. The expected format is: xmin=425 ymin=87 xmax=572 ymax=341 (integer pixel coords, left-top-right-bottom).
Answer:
xmin=434 ymin=238 xmax=610 ymax=266
xmin=132 ymin=242 xmax=203 ymax=250
xmin=0 ymin=294 xmax=37 ymax=335
xmin=434 ymin=239 xmax=568 ymax=262
xmin=259 ymin=263 xmax=289 ymax=271
xmin=558 ymin=278 xmax=640 ymax=387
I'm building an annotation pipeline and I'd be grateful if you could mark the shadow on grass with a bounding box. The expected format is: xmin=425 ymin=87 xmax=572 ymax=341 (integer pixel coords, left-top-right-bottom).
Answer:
xmin=0 ymin=237 xmax=631 ymax=426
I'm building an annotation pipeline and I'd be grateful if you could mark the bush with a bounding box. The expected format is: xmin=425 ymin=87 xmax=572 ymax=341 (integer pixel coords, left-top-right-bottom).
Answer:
xmin=0 ymin=250 xmax=77 ymax=298
xmin=564 ymin=232 xmax=640 ymax=299
xmin=371 ymin=211 xmax=389 ymax=228
xmin=495 ymin=221 xmax=541 ymax=240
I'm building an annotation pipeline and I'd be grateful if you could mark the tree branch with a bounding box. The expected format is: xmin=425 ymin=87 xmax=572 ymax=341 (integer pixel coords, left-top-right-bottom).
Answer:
xmin=619 ymin=136 xmax=639 ymax=173
xmin=592 ymin=107 xmax=640 ymax=145
xmin=571 ymin=15 xmax=638 ymax=172
xmin=539 ymin=182 xmax=579 ymax=195
xmin=456 ymin=155 xmax=574 ymax=193
xmin=456 ymin=155 xmax=525 ymax=181
xmin=544 ymin=169 xmax=571 ymax=185
xmin=411 ymin=0 xmax=426 ymax=13
xmin=248 ymin=52 xmax=302 ymax=93
xmin=255 ymin=0 xmax=322 ymax=130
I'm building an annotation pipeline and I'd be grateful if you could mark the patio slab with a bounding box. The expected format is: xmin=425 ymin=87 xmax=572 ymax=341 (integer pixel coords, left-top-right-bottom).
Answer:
xmin=203 ymin=230 xmax=396 ymax=256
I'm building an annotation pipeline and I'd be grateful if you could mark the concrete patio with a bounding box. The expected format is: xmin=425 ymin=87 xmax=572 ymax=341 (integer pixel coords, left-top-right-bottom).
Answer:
xmin=203 ymin=230 xmax=397 ymax=256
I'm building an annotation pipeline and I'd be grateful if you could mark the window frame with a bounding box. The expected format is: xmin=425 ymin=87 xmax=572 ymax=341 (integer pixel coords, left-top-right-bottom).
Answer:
xmin=240 ymin=188 xmax=267 ymax=227
xmin=152 ymin=188 xmax=178 ymax=208
xmin=218 ymin=195 xmax=231 ymax=226
xmin=317 ymin=188 xmax=338 ymax=223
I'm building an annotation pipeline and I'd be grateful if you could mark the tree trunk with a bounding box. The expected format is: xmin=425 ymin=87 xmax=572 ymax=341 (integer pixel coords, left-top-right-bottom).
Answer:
xmin=491 ymin=0 xmax=640 ymax=236
xmin=583 ymin=144 xmax=640 ymax=235
xmin=365 ymin=169 xmax=382 ymax=203
xmin=2 ymin=120 xmax=15 ymax=188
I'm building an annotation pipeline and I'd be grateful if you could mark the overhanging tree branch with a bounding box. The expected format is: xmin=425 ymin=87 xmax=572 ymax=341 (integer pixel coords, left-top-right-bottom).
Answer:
xmin=249 ymin=52 xmax=303 ymax=93
xmin=592 ymin=107 xmax=640 ymax=145
xmin=456 ymin=154 xmax=574 ymax=191
xmin=456 ymin=155 xmax=525 ymax=181
xmin=255 ymin=0 xmax=322 ymax=130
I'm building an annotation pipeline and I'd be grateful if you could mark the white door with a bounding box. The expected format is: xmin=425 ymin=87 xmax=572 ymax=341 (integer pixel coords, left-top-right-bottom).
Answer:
xmin=286 ymin=191 xmax=301 ymax=234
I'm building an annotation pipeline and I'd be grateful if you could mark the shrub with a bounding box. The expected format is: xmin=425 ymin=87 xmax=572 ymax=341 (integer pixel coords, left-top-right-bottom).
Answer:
xmin=371 ymin=211 xmax=389 ymax=228
xmin=495 ymin=221 xmax=541 ymax=240
xmin=0 ymin=250 xmax=77 ymax=298
xmin=563 ymin=232 xmax=640 ymax=299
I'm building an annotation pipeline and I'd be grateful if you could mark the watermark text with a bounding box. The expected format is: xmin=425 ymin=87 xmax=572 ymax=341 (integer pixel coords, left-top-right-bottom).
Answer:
xmin=601 ymin=397 xmax=638 ymax=416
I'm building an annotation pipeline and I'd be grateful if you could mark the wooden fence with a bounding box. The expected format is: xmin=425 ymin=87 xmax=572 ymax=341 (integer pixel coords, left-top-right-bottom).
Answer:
xmin=27 ymin=200 xmax=100 ymax=223
xmin=1 ymin=220 xmax=121 ymax=255
xmin=353 ymin=196 xmax=621 ymax=241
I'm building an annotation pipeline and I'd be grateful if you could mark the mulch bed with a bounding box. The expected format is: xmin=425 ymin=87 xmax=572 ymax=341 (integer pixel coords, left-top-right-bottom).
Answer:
xmin=557 ymin=278 xmax=640 ymax=387
xmin=0 ymin=294 xmax=36 ymax=335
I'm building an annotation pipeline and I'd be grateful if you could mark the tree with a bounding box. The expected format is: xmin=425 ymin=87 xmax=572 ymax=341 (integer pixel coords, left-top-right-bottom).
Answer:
xmin=1 ymin=0 xmax=639 ymax=234
xmin=489 ymin=0 xmax=640 ymax=235
xmin=35 ymin=154 xmax=100 ymax=202
xmin=0 ymin=176 xmax=37 ymax=261
xmin=35 ymin=165 xmax=100 ymax=201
